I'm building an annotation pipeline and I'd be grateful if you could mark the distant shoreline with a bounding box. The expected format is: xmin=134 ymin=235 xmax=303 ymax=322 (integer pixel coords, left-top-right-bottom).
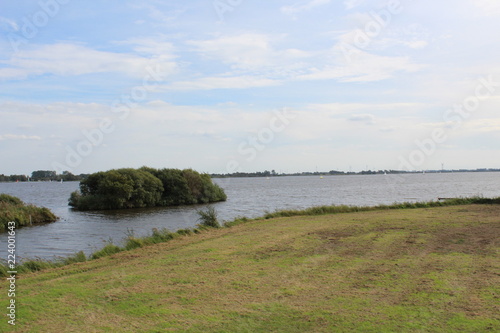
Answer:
xmin=210 ymin=168 xmax=500 ymax=178
xmin=1 ymin=169 xmax=500 ymax=182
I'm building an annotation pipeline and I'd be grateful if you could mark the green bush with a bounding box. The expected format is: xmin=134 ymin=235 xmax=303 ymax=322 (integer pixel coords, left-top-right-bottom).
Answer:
xmin=70 ymin=167 xmax=226 ymax=210
xmin=0 ymin=194 xmax=58 ymax=230
xmin=197 ymin=206 xmax=221 ymax=228
xmin=0 ymin=194 xmax=23 ymax=205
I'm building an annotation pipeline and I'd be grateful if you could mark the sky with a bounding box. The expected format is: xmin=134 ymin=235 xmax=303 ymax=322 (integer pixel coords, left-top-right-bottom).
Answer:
xmin=1 ymin=0 xmax=500 ymax=175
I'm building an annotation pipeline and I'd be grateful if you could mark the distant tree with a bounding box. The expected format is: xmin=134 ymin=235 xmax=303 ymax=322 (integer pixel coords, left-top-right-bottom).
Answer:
xmin=31 ymin=170 xmax=56 ymax=181
xmin=8 ymin=174 xmax=28 ymax=182
xmin=61 ymin=171 xmax=79 ymax=181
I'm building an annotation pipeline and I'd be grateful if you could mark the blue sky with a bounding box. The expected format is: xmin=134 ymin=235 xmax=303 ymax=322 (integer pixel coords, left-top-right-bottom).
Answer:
xmin=1 ymin=0 xmax=499 ymax=175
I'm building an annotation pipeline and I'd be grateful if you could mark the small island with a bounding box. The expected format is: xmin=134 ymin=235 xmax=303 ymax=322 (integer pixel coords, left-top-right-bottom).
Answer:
xmin=69 ymin=167 xmax=227 ymax=210
xmin=0 ymin=194 xmax=58 ymax=231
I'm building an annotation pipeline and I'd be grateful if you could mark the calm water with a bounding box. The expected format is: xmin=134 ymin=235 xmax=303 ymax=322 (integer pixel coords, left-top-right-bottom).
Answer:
xmin=1 ymin=172 xmax=500 ymax=260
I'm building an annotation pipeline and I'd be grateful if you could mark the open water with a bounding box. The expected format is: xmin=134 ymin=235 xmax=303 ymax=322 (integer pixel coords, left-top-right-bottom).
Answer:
xmin=1 ymin=172 xmax=500 ymax=260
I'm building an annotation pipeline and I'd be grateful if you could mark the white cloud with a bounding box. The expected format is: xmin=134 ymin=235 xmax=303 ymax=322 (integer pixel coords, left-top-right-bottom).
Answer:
xmin=298 ymin=51 xmax=423 ymax=82
xmin=349 ymin=113 xmax=376 ymax=124
xmin=333 ymin=24 xmax=430 ymax=53
xmin=188 ymin=33 xmax=312 ymax=72
xmin=164 ymin=75 xmax=281 ymax=91
xmin=405 ymin=40 xmax=428 ymax=49
xmin=473 ymin=0 xmax=500 ymax=16
xmin=0 ymin=43 xmax=178 ymax=80
xmin=344 ymin=0 xmax=365 ymax=10
xmin=461 ymin=119 xmax=500 ymax=134
xmin=281 ymin=0 xmax=331 ymax=17
xmin=114 ymin=37 xmax=176 ymax=58
xmin=0 ymin=134 xmax=41 ymax=141
xmin=277 ymin=103 xmax=426 ymax=147
xmin=128 ymin=3 xmax=185 ymax=25
xmin=0 ymin=16 xmax=18 ymax=31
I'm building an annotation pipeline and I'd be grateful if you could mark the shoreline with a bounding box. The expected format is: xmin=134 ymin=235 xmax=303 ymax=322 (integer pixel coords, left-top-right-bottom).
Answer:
xmin=2 ymin=196 xmax=498 ymax=275
xmin=1 ymin=202 xmax=498 ymax=332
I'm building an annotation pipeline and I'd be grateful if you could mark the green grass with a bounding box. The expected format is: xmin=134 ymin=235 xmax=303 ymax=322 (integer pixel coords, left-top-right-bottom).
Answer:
xmin=0 ymin=194 xmax=58 ymax=231
xmin=262 ymin=196 xmax=500 ymax=219
xmin=2 ymin=197 xmax=498 ymax=276
xmin=0 ymin=202 xmax=499 ymax=332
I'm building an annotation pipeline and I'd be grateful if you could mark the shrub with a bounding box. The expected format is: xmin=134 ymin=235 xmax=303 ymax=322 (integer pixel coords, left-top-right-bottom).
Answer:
xmin=0 ymin=194 xmax=58 ymax=230
xmin=197 ymin=206 xmax=220 ymax=228
xmin=0 ymin=194 xmax=23 ymax=205
xmin=70 ymin=167 xmax=226 ymax=210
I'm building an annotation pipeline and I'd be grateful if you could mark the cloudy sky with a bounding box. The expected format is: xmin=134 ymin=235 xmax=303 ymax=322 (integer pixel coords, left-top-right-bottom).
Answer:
xmin=1 ymin=0 xmax=499 ymax=175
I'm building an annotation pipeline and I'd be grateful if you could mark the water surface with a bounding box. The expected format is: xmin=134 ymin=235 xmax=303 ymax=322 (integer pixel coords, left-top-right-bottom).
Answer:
xmin=1 ymin=172 xmax=499 ymax=260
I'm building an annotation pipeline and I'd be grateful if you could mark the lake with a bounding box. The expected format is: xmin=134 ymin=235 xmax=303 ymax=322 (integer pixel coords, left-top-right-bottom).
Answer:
xmin=1 ymin=172 xmax=500 ymax=260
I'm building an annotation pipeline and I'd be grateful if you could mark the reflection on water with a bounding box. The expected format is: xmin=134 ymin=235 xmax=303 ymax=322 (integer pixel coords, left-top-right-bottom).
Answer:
xmin=1 ymin=172 xmax=500 ymax=260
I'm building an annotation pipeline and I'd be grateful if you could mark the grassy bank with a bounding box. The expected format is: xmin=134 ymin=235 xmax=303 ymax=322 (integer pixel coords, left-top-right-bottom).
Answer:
xmin=262 ymin=196 xmax=500 ymax=219
xmin=4 ymin=197 xmax=495 ymax=276
xmin=1 ymin=203 xmax=498 ymax=332
xmin=0 ymin=194 xmax=58 ymax=231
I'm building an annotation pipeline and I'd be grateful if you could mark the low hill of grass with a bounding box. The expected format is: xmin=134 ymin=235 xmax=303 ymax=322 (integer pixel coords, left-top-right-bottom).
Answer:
xmin=0 ymin=194 xmax=58 ymax=231
xmin=1 ymin=204 xmax=499 ymax=332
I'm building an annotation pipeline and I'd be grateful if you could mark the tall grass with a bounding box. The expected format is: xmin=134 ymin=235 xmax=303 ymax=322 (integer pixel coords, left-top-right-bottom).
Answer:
xmin=0 ymin=194 xmax=58 ymax=231
xmin=0 ymin=251 xmax=88 ymax=276
xmin=262 ymin=196 xmax=500 ymax=219
xmin=124 ymin=228 xmax=179 ymax=251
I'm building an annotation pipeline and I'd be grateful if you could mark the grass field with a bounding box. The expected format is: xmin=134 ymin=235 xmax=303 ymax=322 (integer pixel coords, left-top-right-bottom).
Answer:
xmin=1 ymin=204 xmax=499 ymax=332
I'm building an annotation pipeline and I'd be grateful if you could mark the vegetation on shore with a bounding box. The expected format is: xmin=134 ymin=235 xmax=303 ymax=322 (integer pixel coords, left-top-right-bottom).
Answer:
xmin=211 ymin=168 xmax=500 ymax=178
xmin=69 ymin=167 xmax=227 ymax=210
xmin=0 ymin=170 xmax=87 ymax=182
xmin=0 ymin=206 xmax=221 ymax=277
xmin=262 ymin=196 xmax=500 ymax=219
xmin=0 ymin=194 xmax=58 ymax=231
xmin=3 ymin=197 xmax=498 ymax=276
xmin=0 ymin=201 xmax=498 ymax=332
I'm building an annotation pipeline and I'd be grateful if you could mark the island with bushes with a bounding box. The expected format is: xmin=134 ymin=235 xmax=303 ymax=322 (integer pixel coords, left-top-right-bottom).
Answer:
xmin=0 ymin=194 xmax=58 ymax=231
xmin=69 ymin=167 xmax=227 ymax=210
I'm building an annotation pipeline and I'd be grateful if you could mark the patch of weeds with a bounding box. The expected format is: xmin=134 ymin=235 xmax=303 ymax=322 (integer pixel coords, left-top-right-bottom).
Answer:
xmin=197 ymin=206 xmax=220 ymax=228
xmin=224 ymin=216 xmax=250 ymax=227
xmin=91 ymin=242 xmax=123 ymax=259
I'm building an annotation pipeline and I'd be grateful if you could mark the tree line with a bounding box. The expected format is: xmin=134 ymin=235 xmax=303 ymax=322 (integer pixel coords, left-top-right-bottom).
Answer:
xmin=69 ymin=167 xmax=227 ymax=210
xmin=0 ymin=170 xmax=88 ymax=182
xmin=211 ymin=168 xmax=500 ymax=178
